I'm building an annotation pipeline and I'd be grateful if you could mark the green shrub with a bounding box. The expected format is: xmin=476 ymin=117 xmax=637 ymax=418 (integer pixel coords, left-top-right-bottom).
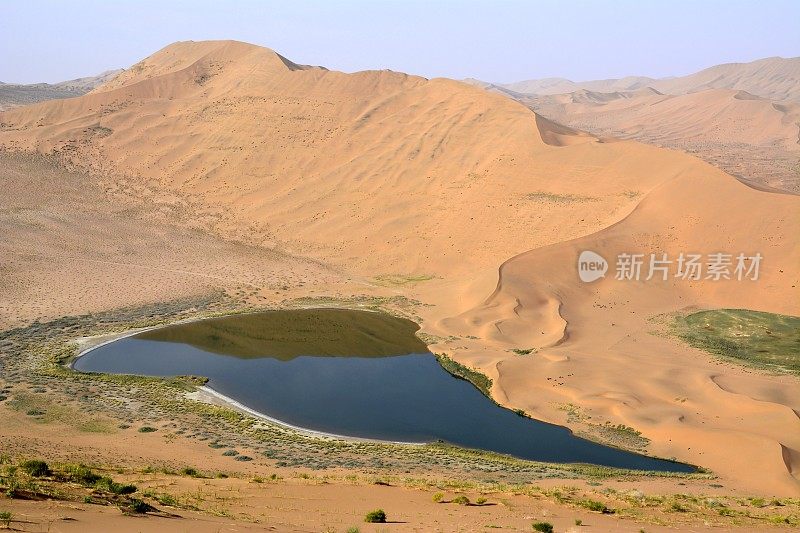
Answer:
xmin=532 ymin=522 xmax=553 ymax=533
xmin=138 ymin=426 xmax=157 ymax=433
xmin=180 ymin=467 xmax=199 ymax=477
xmin=669 ymin=501 xmax=688 ymax=512
xmin=476 ymin=497 xmax=487 ymax=505
xmin=364 ymin=509 xmax=386 ymax=523
xmin=0 ymin=511 xmax=10 ymax=527
xmin=435 ymin=353 xmax=492 ymax=397
xmin=749 ymin=497 xmax=766 ymax=507
xmin=129 ymin=498 xmax=149 ymax=513
xmin=21 ymin=460 xmax=50 ymax=477
xmin=575 ymin=518 xmax=583 ymax=526
xmin=432 ymin=492 xmax=444 ymax=503
xmin=93 ymin=476 xmax=136 ymax=494
xmin=452 ymin=495 xmax=470 ymax=506
xmin=580 ymin=499 xmax=612 ymax=513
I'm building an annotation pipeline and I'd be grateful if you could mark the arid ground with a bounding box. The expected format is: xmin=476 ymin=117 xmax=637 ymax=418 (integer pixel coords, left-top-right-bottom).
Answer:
xmin=0 ymin=41 xmax=798 ymax=531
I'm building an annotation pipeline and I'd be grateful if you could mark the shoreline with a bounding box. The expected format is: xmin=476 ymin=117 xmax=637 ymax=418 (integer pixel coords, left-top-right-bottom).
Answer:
xmin=68 ymin=308 xmax=429 ymax=446
xmin=66 ymin=308 xmax=697 ymax=473
xmin=189 ymin=384 xmax=427 ymax=446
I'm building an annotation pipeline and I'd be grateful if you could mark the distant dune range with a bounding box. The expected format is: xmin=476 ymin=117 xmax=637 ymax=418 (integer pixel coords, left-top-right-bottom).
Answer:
xmin=483 ymin=57 xmax=800 ymax=101
xmin=0 ymin=70 xmax=122 ymax=111
xmin=1 ymin=41 xmax=798 ymax=495
xmin=467 ymin=57 xmax=800 ymax=192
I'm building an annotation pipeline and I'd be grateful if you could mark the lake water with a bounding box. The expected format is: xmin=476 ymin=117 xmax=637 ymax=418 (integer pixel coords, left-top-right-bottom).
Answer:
xmin=73 ymin=309 xmax=694 ymax=472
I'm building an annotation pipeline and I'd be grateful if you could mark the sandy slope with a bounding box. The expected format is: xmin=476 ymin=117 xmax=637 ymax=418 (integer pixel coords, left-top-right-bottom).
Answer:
xmin=478 ymin=57 xmax=800 ymax=192
xmin=519 ymin=88 xmax=800 ymax=192
xmin=431 ymin=161 xmax=800 ymax=495
xmin=1 ymin=40 xmax=799 ymax=499
xmin=0 ymin=152 xmax=342 ymax=329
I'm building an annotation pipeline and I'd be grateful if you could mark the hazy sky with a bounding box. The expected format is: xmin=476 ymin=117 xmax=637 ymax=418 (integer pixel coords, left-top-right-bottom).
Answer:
xmin=3 ymin=0 xmax=799 ymax=84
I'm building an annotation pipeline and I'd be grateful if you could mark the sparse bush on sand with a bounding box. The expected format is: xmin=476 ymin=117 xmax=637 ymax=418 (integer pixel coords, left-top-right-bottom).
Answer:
xmin=364 ymin=509 xmax=387 ymax=523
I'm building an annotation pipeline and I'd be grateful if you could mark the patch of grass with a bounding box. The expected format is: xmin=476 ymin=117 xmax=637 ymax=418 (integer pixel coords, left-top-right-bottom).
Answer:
xmin=435 ymin=353 xmax=492 ymax=397
xmin=373 ymin=274 xmax=437 ymax=287
xmin=532 ymin=522 xmax=554 ymax=532
xmin=668 ymin=501 xmax=689 ymax=512
xmin=364 ymin=509 xmax=387 ymax=523
xmin=526 ymin=191 xmax=597 ymax=203
xmin=76 ymin=419 xmax=116 ymax=433
xmin=748 ymin=497 xmax=766 ymax=507
xmin=579 ymin=499 xmax=613 ymax=513
xmin=432 ymin=492 xmax=444 ymax=502
xmin=62 ymin=464 xmax=101 ymax=486
xmin=9 ymin=393 xmax=115 ymax=433
xmin=138 ymin=426 xmax=157 ymax=433
xmin=671 ymin=309 xmax=800 ymax=374
xmin=20 ymin=460 xmax=50 ymax=478
xmin=57 ymin=465 xmax=134 ymax=494
xmin=143 ymin=490 xmax=177 ymax=507
xmin=179 ymin=466 xmax=207 ymax=478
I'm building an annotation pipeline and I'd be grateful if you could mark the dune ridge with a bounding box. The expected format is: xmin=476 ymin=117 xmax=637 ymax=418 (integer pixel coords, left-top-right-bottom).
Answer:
xmin=500 ymin=56 xmax=800 ymax=102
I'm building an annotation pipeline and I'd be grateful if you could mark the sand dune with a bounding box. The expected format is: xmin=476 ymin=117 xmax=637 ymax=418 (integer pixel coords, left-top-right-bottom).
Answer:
xmin=438 ymin=160 xmax=800 ymax=494
xmin=0 ymin=70 xmax=122 ymax=111
xmin=518 ymin=87 xmax=800 ymax=192
xmin=0 ymin=40 xmax=687 ymax=278
xmin=530 ymin=88 xmax=799 ymax=149
xmin=480 ymin=57 xmax=800 ymax=191
xmin=500 ymin=56 xmax=800 ymax=102
xmin=1 ymin=40 xmax=799 ymax=496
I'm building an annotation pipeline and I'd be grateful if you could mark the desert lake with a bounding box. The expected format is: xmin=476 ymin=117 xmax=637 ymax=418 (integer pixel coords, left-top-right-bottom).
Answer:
xmin=72 ymin=309 xmax=693 ymax=472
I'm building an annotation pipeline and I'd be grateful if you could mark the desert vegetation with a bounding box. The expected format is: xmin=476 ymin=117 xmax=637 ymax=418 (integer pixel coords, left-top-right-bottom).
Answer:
xmin=672 ymin=309 xmax=800 ymax=374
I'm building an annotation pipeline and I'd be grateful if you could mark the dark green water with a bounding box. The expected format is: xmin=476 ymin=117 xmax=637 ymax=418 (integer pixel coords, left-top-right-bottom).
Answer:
xmin=73 ymin=309 xmax=694 ymax=472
